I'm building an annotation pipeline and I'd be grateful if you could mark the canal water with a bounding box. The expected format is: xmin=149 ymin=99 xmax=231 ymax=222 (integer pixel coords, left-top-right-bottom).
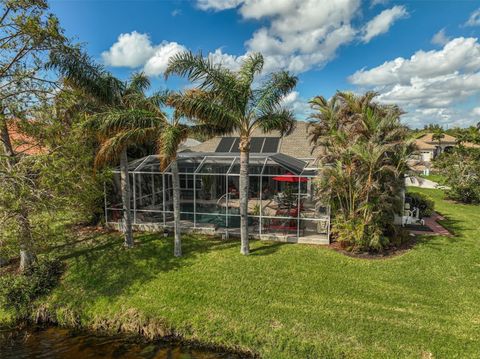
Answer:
xmin=0 ymin=326 xmax=245 ymax=358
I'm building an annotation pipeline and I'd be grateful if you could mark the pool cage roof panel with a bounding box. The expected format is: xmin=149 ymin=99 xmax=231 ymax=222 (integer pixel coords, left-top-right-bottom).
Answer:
xmin=115 ymin=152 xmax=317 ymax=176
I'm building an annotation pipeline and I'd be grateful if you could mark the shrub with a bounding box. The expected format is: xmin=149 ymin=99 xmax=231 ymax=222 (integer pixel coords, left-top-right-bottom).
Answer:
xmin=0 ymin=258 xmax=64 ymax=317
xmin=406 ymin=192 xmax=435 ymax=218
xmin=332 ymin=217 xmax=389 ymax=252
xmin=434 ymin=148 xmax=480 ymax=204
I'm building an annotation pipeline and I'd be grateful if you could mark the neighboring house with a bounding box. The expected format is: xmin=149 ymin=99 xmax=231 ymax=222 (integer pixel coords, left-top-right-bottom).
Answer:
xmin=178 ymin=138 xmax=202 ymax=152
xmin=105 ymin=121 xmax=331 ymax=244
xmin=5 ymin=122 xmax=45 ymax=156
xmin=411 ymin=133 xmax=480 ymax=175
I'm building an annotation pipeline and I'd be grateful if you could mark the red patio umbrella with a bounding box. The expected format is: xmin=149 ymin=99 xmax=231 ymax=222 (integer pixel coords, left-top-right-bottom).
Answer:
xmin=272 ymin=172 xmax=308 ymax=182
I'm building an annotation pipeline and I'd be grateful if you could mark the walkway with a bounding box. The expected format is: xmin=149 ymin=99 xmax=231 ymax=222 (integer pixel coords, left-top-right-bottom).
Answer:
xmin=406 ymin=176 xmax=450 ymax=190
xmin=409 ymin=212 xmax=451 ymax=236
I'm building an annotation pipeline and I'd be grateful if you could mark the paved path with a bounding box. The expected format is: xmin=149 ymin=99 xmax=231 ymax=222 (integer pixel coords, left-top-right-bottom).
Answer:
xmin=409 ymin=212 xmax=451 ymax=236
xmin=406 ymin=176 xmax=438 ymax=189
xmin=406 ymin=176 xmax=450 ymax=190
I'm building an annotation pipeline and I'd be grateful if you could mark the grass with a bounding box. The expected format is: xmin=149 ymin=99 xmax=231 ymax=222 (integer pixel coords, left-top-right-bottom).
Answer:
xmin=2 ymin=188 xmax=480 ymax=358
xmin=419 ymin=173 xmax=446 ymax=185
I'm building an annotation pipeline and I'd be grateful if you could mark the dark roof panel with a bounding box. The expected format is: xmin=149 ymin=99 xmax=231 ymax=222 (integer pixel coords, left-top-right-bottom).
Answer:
xmin=250 ymin=137 xmax=265 ymax=153
xmin=270 ymin=153 xmax=307 ymax=175
xmin=216 ymin=137 xmax=235 ymax=152
xmin=262 ymin=137 xmax=280 ymax=153
xmin=230 ymin=138 xmax=240 ymax=152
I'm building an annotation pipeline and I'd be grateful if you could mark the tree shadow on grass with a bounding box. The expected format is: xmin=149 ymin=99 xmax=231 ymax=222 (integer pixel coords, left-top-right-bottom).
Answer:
xmin=437 ymin=217 xmax=466 ymax=239
xmin=53 ymin=233 xmax=238 ymax=307
xmin=249 ymin=241 xmax=287 ymax=256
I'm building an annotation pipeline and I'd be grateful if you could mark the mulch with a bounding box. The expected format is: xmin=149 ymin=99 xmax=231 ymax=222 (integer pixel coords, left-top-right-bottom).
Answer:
xmin=329 ymin=235 xmax=421 ymax=260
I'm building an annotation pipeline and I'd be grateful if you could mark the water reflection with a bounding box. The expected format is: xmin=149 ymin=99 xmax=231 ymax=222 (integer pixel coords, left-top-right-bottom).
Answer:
xmin=0 ymin=326 xmax=245 ymax=359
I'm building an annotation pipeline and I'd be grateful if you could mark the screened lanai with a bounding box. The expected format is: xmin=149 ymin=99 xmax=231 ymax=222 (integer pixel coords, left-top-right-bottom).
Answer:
xmin=105 ymin=151 xmax=330 ymax=244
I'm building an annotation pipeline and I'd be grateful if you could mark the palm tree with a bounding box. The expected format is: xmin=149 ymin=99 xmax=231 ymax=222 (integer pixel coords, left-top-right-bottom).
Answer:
xmin=156 ymin=111 xmax=188 ymax=257
xmin=49 ymin=51 xmax=166 ymax=247
xmin=85 ymin=74 xmax=166 ymax=247
xmin=165 ymin=52 xmax=297 ymax=255
xmin=432 ymin=129 xmax=445 ymax=157
xmin=308 ymin=91 xmax=412 ymax=251
xmin=156 ymin=97 xmax=223 ymax=257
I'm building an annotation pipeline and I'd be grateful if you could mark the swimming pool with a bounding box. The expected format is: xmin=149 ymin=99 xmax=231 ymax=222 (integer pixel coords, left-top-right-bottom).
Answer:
xmin=180 ymin=203 xmax=248 ymax=228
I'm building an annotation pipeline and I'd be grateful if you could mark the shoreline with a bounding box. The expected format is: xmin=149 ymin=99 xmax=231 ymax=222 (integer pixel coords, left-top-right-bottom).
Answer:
xmin=2 ymin=314 xmax=256 ymax=358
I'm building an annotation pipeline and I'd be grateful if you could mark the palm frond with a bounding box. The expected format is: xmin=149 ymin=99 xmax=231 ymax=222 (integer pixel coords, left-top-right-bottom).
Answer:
xmin=85 ymin=108 xmax=166 ymax=137
xmin=127 ymin=72 xmax=151 ymax=94
xmin=49 ymin=46 xmax=123 ymax=105
xmin=238 ymin=52 xmax=264 ymax=87
xmin=156 ymin=124 xmax=189 ymax=170
xmin=165 ymin=51 xmax=246 ymax=114
xmin=95 ymin=127 xmax=159 ymax=168
xmin=254 ymin=108 xmax=296 ymax=136
xmin=167 ymin=90 xmax=238 ymax=132
xmin=165 ymin=51 xmax=236 ymax=90
xmin=253 ymin=71 xmax=298 ymax=115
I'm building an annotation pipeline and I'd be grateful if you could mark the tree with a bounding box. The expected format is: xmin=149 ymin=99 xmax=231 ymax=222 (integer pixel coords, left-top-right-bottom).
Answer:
xmin=165 ymin=52 xmax=297 ymax=255
xmin=156 ymin=112 xmax=187 ymax=257
xmin=155 ymin=92 xmax=226 ymax=257
xmin=82 ymin=73 xmax=166 ymax=248
xmin=308 ymin=91 xmax=413 ymax=252
xmin=0 ymin=0 xmax=69 ymax=271
xmin=435 ymin=148 xmax=480 ymax=204
xmin=50 ymin=46 xmax=172 ymax=248
xmin=432 ymin=129 xmax=445 ymax=156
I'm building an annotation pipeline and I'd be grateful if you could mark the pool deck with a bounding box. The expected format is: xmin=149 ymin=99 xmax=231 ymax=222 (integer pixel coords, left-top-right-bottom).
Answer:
xmin=107 ymin=220 xmax=329 ymax=245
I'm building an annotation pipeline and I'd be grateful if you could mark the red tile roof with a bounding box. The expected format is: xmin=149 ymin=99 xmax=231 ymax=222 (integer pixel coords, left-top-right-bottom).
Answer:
xmin=6 ymin=122 xmax=46 ymax=156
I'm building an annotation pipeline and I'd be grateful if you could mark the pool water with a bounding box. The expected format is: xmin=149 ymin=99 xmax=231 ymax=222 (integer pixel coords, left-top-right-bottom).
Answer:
xmin=180 ymin=203 xmax=251 ymax=228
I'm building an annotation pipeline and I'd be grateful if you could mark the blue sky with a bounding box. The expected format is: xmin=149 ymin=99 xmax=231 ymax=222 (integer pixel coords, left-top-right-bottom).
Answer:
xmin=50 ymin=0 xmax=480 ymax=128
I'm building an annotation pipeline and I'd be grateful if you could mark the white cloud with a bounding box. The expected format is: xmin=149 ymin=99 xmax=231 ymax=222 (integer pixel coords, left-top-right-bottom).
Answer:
xmin=349 ymin=37 xmax=480 ymax=127
xmin=361 ymin=6 xmax=408 ymax=43
xmin=370 ymin=0 xmax=389 ymax=7
xmin=207 ymin=49 xmax=246 ymax=71
xmin=102 ymin=31 xmax=245 ymax=76
xmin=431 ymin=28 xmax=450 ymax=46
xmin=193 ymin=0 xmax=407 ymax=74
xmin=471 ymin=107 xmax=480 ymax=116
xmin=464 ymin=8 xmax=480 ymax=27
xmin=104 ymin=1 xmax=408 ymax=81
xmin=281 ymin=91 xmax=310 ymax=119
xmin=102 ymin=31 xmax=155 ymax=68
xmin=350 ymin=37 xmax=480 ymax=86
xmin=143 ymin=42 xmax=187 ymax=76
xmin=241 ymin=0 xmax=361 ymax=73
xmin=197 ymin=0 xmax=243 ymax=11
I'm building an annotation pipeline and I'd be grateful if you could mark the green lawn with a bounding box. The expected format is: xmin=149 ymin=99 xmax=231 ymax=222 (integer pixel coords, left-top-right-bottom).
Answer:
xmin=4 ymin=188 xmax=480 ymax=358
xmin=419 ymin=173 xmax=446 ymax=185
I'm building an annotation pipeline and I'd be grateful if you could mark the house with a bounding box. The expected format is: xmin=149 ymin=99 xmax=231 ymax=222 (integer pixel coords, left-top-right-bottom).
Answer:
xmin=411 ymin=133 xmax=480 ymax=175
xmin=178 ymin=138 xmax=202 ymax=152
xmin=105 ymin=121 xmax=331 ymax=244
xmin=5 ymin=121 xmax=45 ymax=156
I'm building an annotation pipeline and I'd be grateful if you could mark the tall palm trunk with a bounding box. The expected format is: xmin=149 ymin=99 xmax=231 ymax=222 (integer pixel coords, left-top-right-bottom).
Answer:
xmin=239 ymin=137 xmax=250 ymax=255
xmin=1 ymin=115 xmax=35 ymax=271
xmin=171 ymin=158 xmax=182 ymax=257
xmin=119 ymin=148 xmax=134 ymax=248
xmin=18 ymin=207 xmax=35 ymax=272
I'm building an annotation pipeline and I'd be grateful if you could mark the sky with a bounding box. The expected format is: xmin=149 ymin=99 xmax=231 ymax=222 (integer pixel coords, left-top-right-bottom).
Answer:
xmin=49 ymin=0 xmax=480 ymax=128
